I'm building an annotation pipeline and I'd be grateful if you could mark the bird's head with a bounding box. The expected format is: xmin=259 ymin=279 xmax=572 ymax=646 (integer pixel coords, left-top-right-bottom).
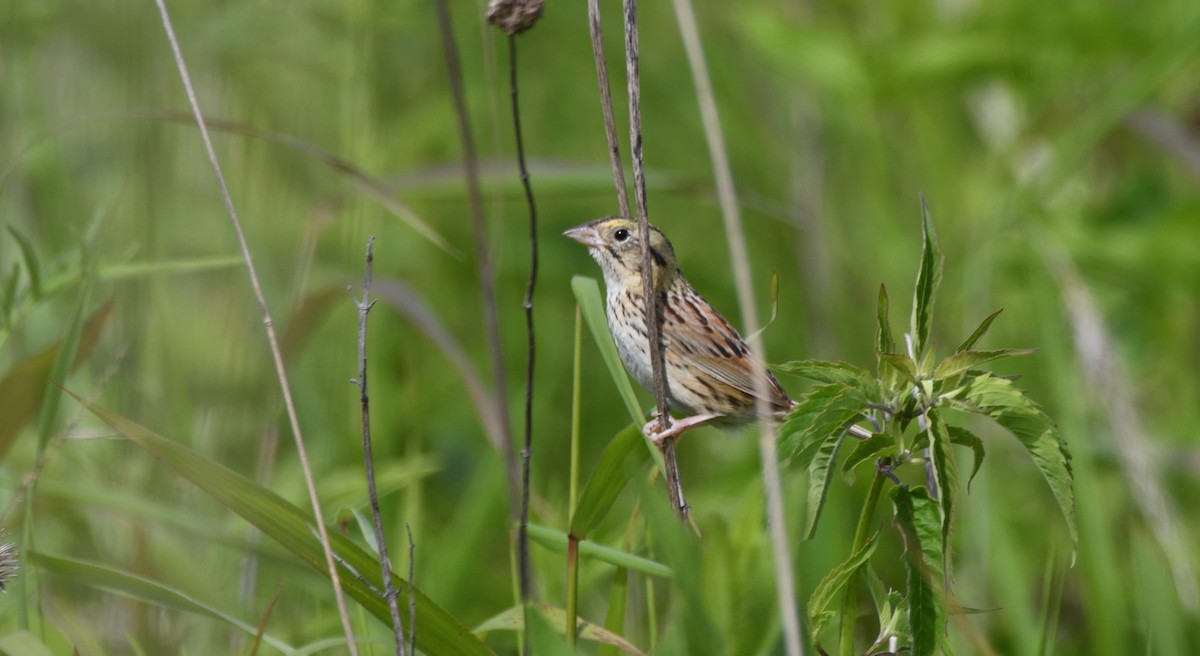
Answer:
xmin=563 ymin=217 xmax=681 ymax=292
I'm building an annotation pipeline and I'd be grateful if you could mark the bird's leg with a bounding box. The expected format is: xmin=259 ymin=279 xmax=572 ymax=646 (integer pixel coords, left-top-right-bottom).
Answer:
xmin=643 ymin=412 xmax=722 ymax=444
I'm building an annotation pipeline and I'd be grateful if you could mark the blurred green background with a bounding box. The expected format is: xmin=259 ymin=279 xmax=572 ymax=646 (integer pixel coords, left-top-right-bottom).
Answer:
xmin=1 ymin=0 xmax=1198 ymax=653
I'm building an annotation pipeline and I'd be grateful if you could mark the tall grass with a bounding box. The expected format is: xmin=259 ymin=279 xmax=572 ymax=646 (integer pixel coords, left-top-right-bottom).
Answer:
xmin=0 ymin=1 xmax=1197 ymax=654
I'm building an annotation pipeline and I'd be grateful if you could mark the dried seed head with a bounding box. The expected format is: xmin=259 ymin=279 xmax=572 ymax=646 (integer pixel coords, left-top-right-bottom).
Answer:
xmin=485 ymin=0 xmax=544 ymax=36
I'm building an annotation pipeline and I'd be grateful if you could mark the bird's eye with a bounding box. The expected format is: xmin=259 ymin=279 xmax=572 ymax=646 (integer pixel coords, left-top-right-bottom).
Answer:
xmin=613 ymin=228 xmax=630 ymax=242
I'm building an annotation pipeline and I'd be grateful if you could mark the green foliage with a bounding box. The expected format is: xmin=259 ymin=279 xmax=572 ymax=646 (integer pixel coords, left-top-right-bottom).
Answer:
xmin=779 ymin=201 xmax=1075 ymax=654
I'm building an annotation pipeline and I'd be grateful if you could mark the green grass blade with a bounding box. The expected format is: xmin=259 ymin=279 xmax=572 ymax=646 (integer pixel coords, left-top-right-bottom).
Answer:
xmin=29 ymin=552 xmax=295 ymax=653
xmin=571 ymin=276 xmax=643 ymax=424
xmin=34 ymin=271 xmax=95 ymax=451
xmin=0 ymin=630 xmax=55 ymax=656
xmin=475 ymin=603 xmax=646 ymax=655
xmin=570 ymin=425 xmax=651 ymax=538
xmin=6 ymin=226 xmax=41 ymax=298
xmin=910 ymin=195 xmax=943 ymax=358
xmin=65 ymin=390 xmax=495 ymax=656
xmin=0 ymin=301 xmax=112 ymax=461
xmin=526 ymin=524 xmax=672 ymax=578
xmin=98 ymin=255 xmax=243 ymax=280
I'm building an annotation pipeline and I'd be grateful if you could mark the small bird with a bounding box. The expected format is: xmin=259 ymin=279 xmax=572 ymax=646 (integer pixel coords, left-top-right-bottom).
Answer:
xmin=565 ymin=217 xmax=793 ymax=442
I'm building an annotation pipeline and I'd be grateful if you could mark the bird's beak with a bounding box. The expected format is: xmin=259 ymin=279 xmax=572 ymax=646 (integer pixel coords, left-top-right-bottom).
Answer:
xmin=563 ymin=223 xmax=604 ymax=248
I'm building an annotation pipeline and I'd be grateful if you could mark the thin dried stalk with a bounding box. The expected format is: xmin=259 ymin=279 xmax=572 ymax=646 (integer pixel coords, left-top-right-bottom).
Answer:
xmin=587 ymin=0 xmax=631 ymax=218
xmin=670 ymin=0 xmax=803 ymax=651
xmin=150 ymin=1 xmax=357 ymax=651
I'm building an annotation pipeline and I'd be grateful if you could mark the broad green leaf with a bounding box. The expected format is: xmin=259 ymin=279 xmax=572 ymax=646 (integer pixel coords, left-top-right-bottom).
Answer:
xmin=0 ymin=630 xmax=54 ymax=656
xmin=926 ymin=413 xmax=958 ymax=570
xmin=774 ymin=359 xmax=873 ymax=387
xmin=475 ymin=603 xmax=646 ymax=655
xmin=892 ymin=487 xmax=946 ymax=656
xmin=0 ymin=301 xmax=112 ymax=461
xmin=946 ymin=425 xmax=986 ymax=491
xmin=877 ymin=283 xmax=895 ymax=361
xmin=30 ymin=552 xmax=293 ymax=653
xmin=878 ymin=352 xmax=919 ymax=385
xmin=910 ymin=196 xmax=943 ymax=358
xmin=805 ymin=430 xmax=846 ymax=539
xmin=526 ymin=524 xmax=671 ymax=578
xmin=933 ymin=348 xmax=1035 ymax=381
xmin=865 ymin=565 xmax=905 ymax=648
xmin=99 ymin=255 xmax=243 ymax=280
xmin=842 ymin=432 xmax=894 ymax=473
xmin=572 ymin=276 xmax=643 ymax=424
xmin=6 ymin=226 xmax=41 ymax=298
xmin=66 ymin=392 xmax=494 ymax=656
xmin=955 ymin=308 xmax=1003 ymax=353
xmin=963 ymin=374 xmax=1077 ymax=543
xmin=570 ymin=426 xmax=650 ymax=538
xmin=806 ymin=531 xmax=880 ymax=643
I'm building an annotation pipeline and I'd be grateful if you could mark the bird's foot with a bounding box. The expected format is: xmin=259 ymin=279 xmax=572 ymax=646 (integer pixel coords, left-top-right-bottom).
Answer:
xmin=642 ymin=412 xmax=721 ymax=444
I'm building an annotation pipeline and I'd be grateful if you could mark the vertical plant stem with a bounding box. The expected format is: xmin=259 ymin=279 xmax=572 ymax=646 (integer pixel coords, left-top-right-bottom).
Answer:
xmin=570 ymin=304 xmax=583 ymax=522
xmin=839 ymin=470 xmax=887 ymax=656
xmin=622 ymin=0 xmax=687 ymax=521
xmin=586 ymin=0 xmax=631 ymax=218
xmin=352 ymin=237 xmax=405 ymax=655
xmin=431 ymin=0 xmax=519 ymax=513
xmin=507 ymin=31 xmax=539 ymax=608
xmin=670 ymin=0 xmax=802 ymax=651
xmin=407 ymin=524 xmax=417 ymax=656
xmin=566 ymin=536 xmax=580 ymax=647
xmin=150 ymin=2 xmax=357 ymax=651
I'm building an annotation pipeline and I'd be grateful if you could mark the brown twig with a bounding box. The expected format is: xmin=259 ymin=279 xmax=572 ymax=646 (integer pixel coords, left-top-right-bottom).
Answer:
xmin=407 ymin=523 xmax=417 ymax=656
xmin=587 ymin=0 xmax=631 ymax=218
xmin=351 ymin=237 xmax=406 ymax=654
xmin=502 ymin=31 xmax=540 ymax=610
xmin=670 ymin=0 xmax=803 ymax=651
xmin=149 ymin=2 xmax=358 ymax=650
xmin=621 ymin=0 xmax=688 ymax=521
xmin=432 ymin=0 xmax=519 ymax=514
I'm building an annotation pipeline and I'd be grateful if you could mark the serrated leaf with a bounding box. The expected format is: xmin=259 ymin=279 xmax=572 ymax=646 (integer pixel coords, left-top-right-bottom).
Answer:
xmin=65 ymin=391 xmax=494 ymax=656
xmin=573 ymin=276 xmax=643 ymax=425
xmin=7 ymin=226 xmax=41 ymax=299
xmin=878 ymin=352 xmax=919 ymax=385
xmin=955 ymin=308 xmax=1003 ymax=353
xmin=933 ymin=348 xmax=1035 ymax=381
xmin=779 ymin=383 xmax=853 ymax=463
xmin=475 ymin=603 xmax=646 ymax=655
xmin=926 ymin=413 xmax=957 ymax=572
xmin=774 ymin=359 xmax=874 ymax=387
xmin=910 ymin=195 xmax=943 ymax=358
xmin=806 ymin=531 xmax=880 ymax=643
xmin=892 ymin=487 xmax=946 ymax=656
xmin=570 ymin=426 xmax=650 ymax=538
xmin=805 ymin=431 xmax=847 ymax=539
xmin=963 ymin=374 xmax=1076 ymax=543
xmin=30 ymin=552 xmax=293 ymax=652
xmin=526 ymin=524 xmax=671 ymax=578
xmin=878 ymin=284 xmax=895 ymax=358
xmin=842 ymin=432 xmax=894 ymax=473
xmin=946 ymin=425 xmax=985 ymax=491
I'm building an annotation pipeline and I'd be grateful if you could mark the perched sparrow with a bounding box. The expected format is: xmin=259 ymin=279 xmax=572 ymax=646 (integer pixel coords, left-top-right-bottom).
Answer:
xmin=565 ymin=217 xmax=793 ymax=442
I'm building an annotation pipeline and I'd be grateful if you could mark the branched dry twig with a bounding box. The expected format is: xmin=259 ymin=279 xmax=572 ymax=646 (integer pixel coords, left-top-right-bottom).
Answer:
xmin=351 ymin=236 xmax=406 ymax=654
xmin=670 ymin=0 xmax=803 ymax=650
xmin=622 ymin=0 xmax=689 ymax=521
xmin=150 ymin=3 xmax=357 ymax=650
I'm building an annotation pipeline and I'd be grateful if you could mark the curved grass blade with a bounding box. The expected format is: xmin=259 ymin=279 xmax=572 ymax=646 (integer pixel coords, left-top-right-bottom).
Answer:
xmin=30 ymin=552 xmax=294 ymax=653
xmin=0 ymin=300 xmax=112 ymax=461
xmin=475 ymin=603 xmax=646 ymax=655
xmin=570 ymin=426 xmax=650 ymax=538
xmin=526 ymin=524 xmax=671 ymax=578
xmin=6 ymin=226 xmax=41 ymax=299
xmin=572 ymin=276 xmax=643 ymax=424
xmin=66 ymin=391 xmax=494 ymax=656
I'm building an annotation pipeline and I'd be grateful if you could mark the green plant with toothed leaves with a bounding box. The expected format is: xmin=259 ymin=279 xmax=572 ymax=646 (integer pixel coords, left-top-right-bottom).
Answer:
xmin=777 ymin=198 xmax=1076 ymax=656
